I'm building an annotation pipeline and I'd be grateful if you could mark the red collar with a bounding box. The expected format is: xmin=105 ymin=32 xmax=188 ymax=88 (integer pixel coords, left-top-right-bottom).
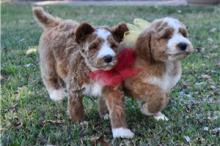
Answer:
xmin=89 ymin=48 xmax=141 ymax=87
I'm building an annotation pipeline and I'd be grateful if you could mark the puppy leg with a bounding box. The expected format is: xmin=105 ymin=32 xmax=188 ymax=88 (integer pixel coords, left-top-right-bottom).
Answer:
xmin=140 ymin=90 xmax=169 ymax=121
xmin=98 ymin=96 xmax=109 ymax=120
xmin=140 ymin=102 xmax=169 ymax=121
xmin=153 ymin=112 xmax=169 ymax=121
xmin=68 ymin=91 xmax=84 ymax=122
xmin=40 ymin=50 xmax=65 ymax=101
xmin=104 ymin=87 xmax=134 ymax=138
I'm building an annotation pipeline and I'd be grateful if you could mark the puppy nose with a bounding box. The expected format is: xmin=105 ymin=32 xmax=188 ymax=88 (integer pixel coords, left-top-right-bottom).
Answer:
xmin=177 ymin=42 xmax=188 ymax=51
xmin=103 ymin=55 xmax=113 ymax=63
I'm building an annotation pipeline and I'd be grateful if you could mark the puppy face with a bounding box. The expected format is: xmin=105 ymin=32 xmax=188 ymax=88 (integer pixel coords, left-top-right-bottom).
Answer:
xmin=137 ymin=17 xmax=193 ymax=62
xmin=75 ymin=23 xmax=128 ymax=70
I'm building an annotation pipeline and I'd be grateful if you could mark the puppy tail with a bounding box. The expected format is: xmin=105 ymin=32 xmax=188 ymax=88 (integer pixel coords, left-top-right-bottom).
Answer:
xmin=33 ymin=7 xmax=60 ymax=28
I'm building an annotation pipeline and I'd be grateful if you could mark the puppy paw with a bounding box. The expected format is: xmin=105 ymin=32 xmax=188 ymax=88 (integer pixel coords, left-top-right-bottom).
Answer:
xmin=49 ymin=88 xmax=65 ymax=101
xmin=153 ymin=112 xmax=169 ymax=121
xmin=112 ymin=128 xmax=134 ymax=138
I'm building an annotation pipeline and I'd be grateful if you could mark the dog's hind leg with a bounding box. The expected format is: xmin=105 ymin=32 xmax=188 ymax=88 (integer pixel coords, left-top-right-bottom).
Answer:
xmin=40 ymin=49 xmax=65 ymax=101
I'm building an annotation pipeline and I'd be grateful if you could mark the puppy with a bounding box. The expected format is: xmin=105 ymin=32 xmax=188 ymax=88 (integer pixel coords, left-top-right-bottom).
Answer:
xmin=124 ymin=17 xmax=194 ymax=121
xmin=33 ymin=7 xmax=134 ymax=138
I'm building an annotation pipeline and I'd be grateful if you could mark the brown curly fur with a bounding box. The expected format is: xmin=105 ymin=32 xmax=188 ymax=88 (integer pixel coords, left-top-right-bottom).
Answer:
xmin=33 ymin=7 xmax=133 ymax=137
xmin=124 ymin=17 xmax=194 ymax=119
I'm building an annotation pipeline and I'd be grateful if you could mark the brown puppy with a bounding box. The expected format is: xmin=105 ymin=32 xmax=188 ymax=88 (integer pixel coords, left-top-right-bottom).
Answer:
xmin=124 ymin=17 xmax=194 ymax=121
xmin=33 ymin=7 xmax=134 ymax=138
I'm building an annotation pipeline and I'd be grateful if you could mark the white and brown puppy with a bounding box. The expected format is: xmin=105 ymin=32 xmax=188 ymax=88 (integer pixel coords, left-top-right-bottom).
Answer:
xmin=33 ymin=7 xmax=134 ymax=138
xmin=124 ymin=17 xmax=194 ymax=121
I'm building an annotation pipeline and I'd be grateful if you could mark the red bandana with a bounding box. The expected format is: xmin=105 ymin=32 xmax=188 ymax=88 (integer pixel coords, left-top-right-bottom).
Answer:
xmin=89 ymin=48 xmax=141 ymax=87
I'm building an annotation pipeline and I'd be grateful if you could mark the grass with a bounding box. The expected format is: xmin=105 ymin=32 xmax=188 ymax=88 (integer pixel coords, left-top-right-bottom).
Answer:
xmin=1 ymin=2 xmax=220 ymax=146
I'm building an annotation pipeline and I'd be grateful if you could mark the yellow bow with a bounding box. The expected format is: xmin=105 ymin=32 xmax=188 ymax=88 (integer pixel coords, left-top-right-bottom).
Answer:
xmin=123 ymin=18 xmax=151 ymax=47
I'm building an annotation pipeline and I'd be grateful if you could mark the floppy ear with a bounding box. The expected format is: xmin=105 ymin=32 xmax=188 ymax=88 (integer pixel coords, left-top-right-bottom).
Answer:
xmin=136 ymin=30 xmax=154 ymax=62
xmin=111 ymin=23 xmax=129 ymax=42
xmin=75 ymin=23 xmax=95 ymax=44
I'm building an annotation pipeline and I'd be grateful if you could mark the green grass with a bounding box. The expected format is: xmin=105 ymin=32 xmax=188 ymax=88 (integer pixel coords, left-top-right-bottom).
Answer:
xmin=1 ymin=2 xmax=220 ymax=146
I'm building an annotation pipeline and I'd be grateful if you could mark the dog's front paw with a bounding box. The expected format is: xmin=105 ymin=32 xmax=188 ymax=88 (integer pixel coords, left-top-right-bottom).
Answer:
xmin=112 ymin=128 xmax=134 ymax=138
xmin=49 ymin=88 xmax=65 ymax=101
xmin=153 ymin=112 xmax=169 ymax=121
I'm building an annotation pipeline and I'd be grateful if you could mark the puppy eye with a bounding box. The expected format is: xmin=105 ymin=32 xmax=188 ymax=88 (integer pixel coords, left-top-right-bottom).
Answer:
xmin=89 ymin=43 xmax=98 ymax=50
xmin=179 ymin=28 xmax=187 ymax=37
xmin=110 ymin=43 xmax=118 ymax=48
xmin=181 ymin=31 xmax=187 ymax=37
xmin=161 ymin=31 xmax=172 ymax=39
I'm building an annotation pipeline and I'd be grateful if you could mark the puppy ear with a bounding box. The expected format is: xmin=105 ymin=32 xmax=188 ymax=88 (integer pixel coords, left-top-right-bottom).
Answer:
xmin=136 ymin=30 xmax=154 ymax=62
xmin=75 ymin=23 xmax=95 ymax=43
xmin=111 ymin=23 xmax=129 ymax=42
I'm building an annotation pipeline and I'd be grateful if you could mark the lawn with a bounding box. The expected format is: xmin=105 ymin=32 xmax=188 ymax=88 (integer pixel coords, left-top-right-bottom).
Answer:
xmin=1 ymin=2 xmax=220 ymax=146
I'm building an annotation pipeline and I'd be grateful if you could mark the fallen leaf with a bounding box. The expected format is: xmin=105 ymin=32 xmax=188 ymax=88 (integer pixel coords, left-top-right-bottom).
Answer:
xmin=212 ymin=127 xmax=220 ymax=134
xmin=13 ymin=117 xmax=23 ymax=129
xmin=207 ymin=111 xmax=220 ymax=121
xmin=103 ymin=114 xmax=109 ymax=120
xmin=91 ymin=135 xmax=110 ymax=146
xmin=181 ymin=81 xmax=190 ymax=89
xmin=15 ymin=86 xmax=28 ymax=100
xmin=201 ymin=74 xmax=211 ymax=80
xmin=210 ymin=85 xmax=216 ymax=90
xmin=19 ymin=38 xmax=25 ymax=42
xmin=177 ymin=10 xmax=182 ymax=13
xmin=24 ymin=63 xmax=33 ymax=68
xmin=216 ymin=61 xmax=220 ymax=68
xmin=203 ymin=127 xmax=209 ymax=131
xmin=80 ymin=121 xmax=89 ymax=130
xmin=0 ymin=127 xmax=6 ymax=133
xmin=4 ymin=103 xmax=18 ymax=113
xmin=207 ymin=37 xmax=213 ymax=42
xmin=26 ymin=47 xmax=37 ymax=55
xmin=80 ymin=121 xmax=89 ymax=126
xmin=0 ymin=74 xmax=5 ymax=81
xmin=41 ymin=120 xmax=64 ymax=126
xmin=195 ymin=47 xmax=205 ymax=53
xmin=209 ymin=28 xmax=217 ymax=33
xmin=184 ymin=135 xmax=190 ymax=143
xmin=196 ymin=137 xmax=205 ymax=144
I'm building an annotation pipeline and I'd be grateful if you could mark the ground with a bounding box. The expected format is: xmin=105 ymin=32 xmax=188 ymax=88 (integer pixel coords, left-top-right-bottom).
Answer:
xmin=1 ymin=2 xmax=220 ymax=146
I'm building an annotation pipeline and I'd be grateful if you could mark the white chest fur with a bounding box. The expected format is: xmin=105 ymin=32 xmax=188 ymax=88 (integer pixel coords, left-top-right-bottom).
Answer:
xmin=83 ymin=82 xmax=103 ymax=97
xmin=146 ymin=61 xmax=181 ymax=91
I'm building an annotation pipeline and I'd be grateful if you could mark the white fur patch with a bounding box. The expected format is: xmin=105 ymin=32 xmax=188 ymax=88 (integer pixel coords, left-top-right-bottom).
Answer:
xmin=97 ymin=42 xmax=116 ymax=58
xmin=167 ymin=33 xmax=191 ymax=54
xmin=83 ymin=82 xmax=103 ymax=97
xmin=145 ymin=62 xmax=181 ymax=91
xmin=96 ymin=29 xmax=115 ymax=58
xmin=49 ymin=88 xmax=65 ymax=101
xmin=112 ymin=127 xmax=134 ymax=138
xmin=96 ymin=29 xmax=111 ymax=40
xmin=153 ymin=112 xmax=169 ymax=121
xmin=164 ymin=17 xmax=182 ymax=31
xmin=164 ymin=17 xmax=192 ymax=54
